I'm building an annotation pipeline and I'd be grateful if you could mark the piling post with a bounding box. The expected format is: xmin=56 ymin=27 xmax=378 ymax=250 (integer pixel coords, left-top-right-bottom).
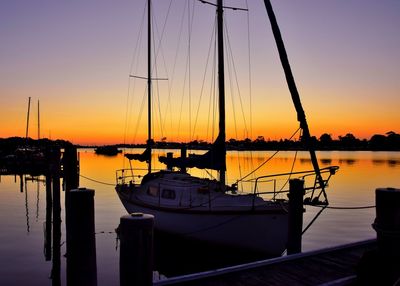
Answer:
xmin=374 ymin=187 xmax=400 ymax=257
xmin=357 ymin=188 xmax=400 ymax=284
xmin=20 ymin=174 xmax=23 ymax=193
xmin=66 ymin=188 xmax=97 ymax=286
xmin=63 ymin=144 xmax=79 ymax=192
xmin=119 ymin=213 xmax=154 ymax=286
xmin=287 ymin=179 xmax=305 ymax=255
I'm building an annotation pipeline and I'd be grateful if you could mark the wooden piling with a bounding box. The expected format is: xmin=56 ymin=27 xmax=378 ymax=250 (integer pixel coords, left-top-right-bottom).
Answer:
xmin=287 ymin=179 xmax=305 ymax=255
xmin=119 ymin=213 xmax=154 ymax=286
xmin=63 ymin=144 xmax=79 ymax=192
xmin=374 ymin=187 xmax=400 ymax=257
xmin=66 ymin=188 xmax=97 ymax=286
xmin=357 ymin=188 xmax=400 ymax=285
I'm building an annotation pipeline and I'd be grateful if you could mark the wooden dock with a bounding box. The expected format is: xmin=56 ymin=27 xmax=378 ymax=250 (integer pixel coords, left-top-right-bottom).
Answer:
xmin=155 ymin=239 xmax=377 ymax=286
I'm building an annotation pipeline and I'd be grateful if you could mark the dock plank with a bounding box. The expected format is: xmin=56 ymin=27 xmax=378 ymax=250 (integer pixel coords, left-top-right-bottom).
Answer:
xmin=156 ymin=239 xmax=376 ymax=286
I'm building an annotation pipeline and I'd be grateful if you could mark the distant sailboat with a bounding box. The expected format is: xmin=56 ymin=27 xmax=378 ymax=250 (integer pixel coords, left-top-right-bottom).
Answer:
xmin=116 ymin=0 xmax=338 ymax=256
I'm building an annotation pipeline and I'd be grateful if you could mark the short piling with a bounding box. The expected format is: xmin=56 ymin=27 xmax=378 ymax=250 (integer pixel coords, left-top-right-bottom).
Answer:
xmin=357 ymin=187 xmax=400 ymax=284
xmin=119 ymin=213 xmax=154 ymax=286
xmin=63 ymin=144 xmax=79 ymax=192
xmin=287 ymin=179 xmax=305 ymax=255
xmin=374 ymin=187 xmax=400 ymax=257
xmin=66 ymin=188 xmax=97 ymax=286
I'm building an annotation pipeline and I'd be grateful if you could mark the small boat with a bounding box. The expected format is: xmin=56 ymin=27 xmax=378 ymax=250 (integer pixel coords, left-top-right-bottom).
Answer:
xmin=95 ymin=146 xmax=122 ymax=156
xmin=116 ymin=0 xmax=337 ymax=256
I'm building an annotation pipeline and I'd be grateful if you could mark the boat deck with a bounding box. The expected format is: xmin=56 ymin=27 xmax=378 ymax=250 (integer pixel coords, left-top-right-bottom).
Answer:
xmin=155 ymin=239 xmax=377 ymax=286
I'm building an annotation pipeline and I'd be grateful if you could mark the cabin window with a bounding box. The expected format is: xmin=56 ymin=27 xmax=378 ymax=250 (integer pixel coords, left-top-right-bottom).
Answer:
xmin=147 ymin=186 xmax=159 ymax=197
xmin=161 ymin=189 xmax=176 ymax=200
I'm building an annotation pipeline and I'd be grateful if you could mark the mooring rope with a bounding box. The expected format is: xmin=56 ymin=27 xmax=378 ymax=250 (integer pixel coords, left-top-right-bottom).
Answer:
xmin=309 ymin=204 xmax=376 ymax=210
xmin=79 ymin=174 xmax=115 ymax=186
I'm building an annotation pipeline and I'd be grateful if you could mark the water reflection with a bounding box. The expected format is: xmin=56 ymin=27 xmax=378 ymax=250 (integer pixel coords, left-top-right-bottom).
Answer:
xmin=338 ymin=159 xmax=357 ymax=165
xmin=0 ymin=150 xmax=399 ymax=284
xmin=320 ymin=158 xmax=332 ymax=165
xmin=388 ymin=159 xmax=400 ymax=167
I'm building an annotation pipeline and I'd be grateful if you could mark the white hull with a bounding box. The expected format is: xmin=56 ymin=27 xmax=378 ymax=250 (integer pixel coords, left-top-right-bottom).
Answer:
xmin=116 ymin=174 xmax=289 ymax=256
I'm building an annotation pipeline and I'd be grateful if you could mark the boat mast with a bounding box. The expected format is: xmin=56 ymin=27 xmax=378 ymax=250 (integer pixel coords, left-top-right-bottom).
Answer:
xmin=25 ymin=97 xmax=31 ymax=141
xmin=217 ymin=0 xmax=226 ymax=186
xmin=263 ymin=0 xmax=327 ymax=202
xmin=37 ymin=100 xmax=40 ymax=140
xmin=147 ymin=0 xmax=152 ymax=173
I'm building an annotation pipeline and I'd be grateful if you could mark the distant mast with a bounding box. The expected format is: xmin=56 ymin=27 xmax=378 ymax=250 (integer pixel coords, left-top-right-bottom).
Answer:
xmin=37 ymin=100 xmax=40 ymax=140
xmin=25 ymin=97 xmax=31 ymax=140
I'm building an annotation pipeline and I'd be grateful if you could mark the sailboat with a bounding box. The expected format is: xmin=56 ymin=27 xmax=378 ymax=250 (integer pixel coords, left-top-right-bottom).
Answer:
xmin=116 ymin=0 xmax=338 ymax=256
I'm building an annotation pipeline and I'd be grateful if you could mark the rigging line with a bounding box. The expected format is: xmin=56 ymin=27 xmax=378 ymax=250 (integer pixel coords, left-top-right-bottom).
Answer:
xmin=278 ymin=129 xmax=302 ymax=192
xmin=224 ymin=18 xmax=249 ymax=136
xmin=80 ymin=174 xmax=115 ymax=186
xmin=205 ymin=168 xmax=217 ymax=180
xmin=310 ymin=204 xmax=376 ymax=210
xmin=192 ymin=16 xmax=216 ymax=137
xmin=211 ymin=37 xmax=217 ymax=142
xmin=132 ymin=87 xmax=148 ymax=144
xmin=279 ymin=149 xmax=298 ymax=192
xmin=302 ymin=205 xmax=327 ymax=235
xmin=152 ymin=17 xmax=164 ymax=140
xmin=223 ymin=19 xmax=245 ymax=191
xmin=225 ymin=24 xmax=239 ymax=140
xmin=236 ymin=127 xmax=301 ymax=183
xmin=205 ymin=18 xmax=215 ymax=142
xmin=124 ymin=2 xmax=147 ymax=149
xmin=186 ymin=0 xmax=198 ymax=142
xmin=161 ymin=2 xmax=186 ymax=141
xmin=152 ymin=0 xmax=174 ymax=140
xmin=245 ymin=0 xmax=253 ymax=140
xmin=176 ymin=3 xmax=191 ymax=141
xmin=198 ymin=0 xmax=248 ymax=11
xmin=129 ymin=75 xmax=168 ymax=80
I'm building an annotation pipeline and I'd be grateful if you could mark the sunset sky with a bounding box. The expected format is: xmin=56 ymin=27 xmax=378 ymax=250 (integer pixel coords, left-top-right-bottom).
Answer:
xmin=1 ymin=0 xmax=399 ymax=145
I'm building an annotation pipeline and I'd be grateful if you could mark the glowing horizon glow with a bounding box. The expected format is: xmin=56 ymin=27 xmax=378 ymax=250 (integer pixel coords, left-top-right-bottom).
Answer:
xmin=1 ymin=1 xmax=399 ymax=145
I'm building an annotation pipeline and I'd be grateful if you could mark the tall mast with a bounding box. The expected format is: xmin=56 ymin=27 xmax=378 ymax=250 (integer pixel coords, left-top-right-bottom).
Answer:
xmin=217 ymin=0 xmax=226 ymax=186
xmin=147 ymin=0 xmax=152 ymax=173
xmin=263 ymin=0 xmax=327 ymax=202
xmin=25 ymin=97 xmax=31 ymax=141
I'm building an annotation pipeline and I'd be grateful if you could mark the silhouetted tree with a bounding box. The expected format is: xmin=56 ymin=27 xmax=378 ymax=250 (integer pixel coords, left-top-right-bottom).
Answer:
xmin=338 ymin=133 xmax=360 ymax=149
xmin=319 ymin=133 xmax=333 ymax=149
xmin=369 ymin=134 xmax=386 ymax=150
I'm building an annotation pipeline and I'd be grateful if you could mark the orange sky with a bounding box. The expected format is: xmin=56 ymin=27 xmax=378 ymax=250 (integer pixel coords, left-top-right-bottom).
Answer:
xmin=1 ymin=1 xmax=399 ymax=145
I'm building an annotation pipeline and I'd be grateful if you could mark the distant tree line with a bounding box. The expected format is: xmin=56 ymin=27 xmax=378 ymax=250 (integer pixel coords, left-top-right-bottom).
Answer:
xmin=2 ymin=131 xmax=400 ymax=152
xmin=150 ymin=131 xmax=400 ymax=151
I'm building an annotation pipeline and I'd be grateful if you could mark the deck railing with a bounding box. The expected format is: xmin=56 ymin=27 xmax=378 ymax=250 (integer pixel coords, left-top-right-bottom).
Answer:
xmin=249 ymin=166 xmax=339 ymax=205
xmin=116 ymin=166 xmax=339 ymax=209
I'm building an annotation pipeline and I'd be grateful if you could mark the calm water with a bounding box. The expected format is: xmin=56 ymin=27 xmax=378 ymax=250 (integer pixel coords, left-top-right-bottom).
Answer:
xmin=0 ymin=149 xmax=399 ymax=285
